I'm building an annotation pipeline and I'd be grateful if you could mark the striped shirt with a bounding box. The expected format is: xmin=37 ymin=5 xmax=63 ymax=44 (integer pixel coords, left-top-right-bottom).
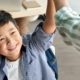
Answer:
xmin=55 ymin=6 xmax=80 ymax=50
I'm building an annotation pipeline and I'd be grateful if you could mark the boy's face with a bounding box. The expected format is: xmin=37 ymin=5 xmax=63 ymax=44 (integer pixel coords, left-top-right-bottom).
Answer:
xmin=0 ymin=21 xmax=22 ymax=61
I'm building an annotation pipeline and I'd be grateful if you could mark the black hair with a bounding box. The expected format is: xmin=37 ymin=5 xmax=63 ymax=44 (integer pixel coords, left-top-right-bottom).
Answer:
xmin=0 ymin=10 xmax=17 ymax=27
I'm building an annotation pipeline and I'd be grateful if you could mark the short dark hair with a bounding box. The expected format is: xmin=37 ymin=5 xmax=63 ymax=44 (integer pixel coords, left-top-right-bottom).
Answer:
xmin=0 ymin=10 xmax=17 ymax=27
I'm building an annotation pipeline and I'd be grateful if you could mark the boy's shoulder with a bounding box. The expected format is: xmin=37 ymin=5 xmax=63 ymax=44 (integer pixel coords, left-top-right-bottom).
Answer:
xmin=22 ymin=34 xmax=32 ymax=45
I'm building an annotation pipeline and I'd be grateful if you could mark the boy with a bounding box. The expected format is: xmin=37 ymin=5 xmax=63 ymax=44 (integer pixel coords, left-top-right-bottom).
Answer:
xmin=0 ymin=0 xmax=56 ymax=80
xmin=53 ymin=0 xmax=80 ymax=50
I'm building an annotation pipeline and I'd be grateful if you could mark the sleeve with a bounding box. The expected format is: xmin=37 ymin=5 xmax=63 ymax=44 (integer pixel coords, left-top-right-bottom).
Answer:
xmin=29 ymin=22 xmax=56 ymax=51
xmin=55 ymin=6 xmax=80 ymax=50
xmin=55 ymin=6 xmax=80 ymax=31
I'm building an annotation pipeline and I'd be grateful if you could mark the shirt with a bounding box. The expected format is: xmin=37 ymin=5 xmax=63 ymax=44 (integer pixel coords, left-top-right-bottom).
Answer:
xmin=3 ymin=58 xmax=23 ymax=80
xmin=0 ymin=22 xmax=56 ymax=80
xmin=55 ymin=6 xmax=80 ymax=51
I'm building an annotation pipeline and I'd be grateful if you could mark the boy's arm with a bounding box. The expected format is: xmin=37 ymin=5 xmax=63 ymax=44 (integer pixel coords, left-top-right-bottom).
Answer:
xmin=43 ymin=0 xmax=56 ymax=34
xmin=15 ymin=17 xmax=28 ymax=36
xmin=26 ymin=0 xmax=56 ymax=51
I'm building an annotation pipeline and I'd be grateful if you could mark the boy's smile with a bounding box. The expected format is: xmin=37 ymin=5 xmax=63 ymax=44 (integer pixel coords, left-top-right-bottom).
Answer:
xmin=0 ymin=21 xmax=22 ymax=61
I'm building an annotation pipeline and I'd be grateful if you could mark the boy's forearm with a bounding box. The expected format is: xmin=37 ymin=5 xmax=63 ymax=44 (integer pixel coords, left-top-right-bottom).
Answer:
xmin=53 ymin=0 xmax=69 ymax=11
xmin=15 ymin=17 xmax=28 ymax=36
xmin=45 ymin=0 xmax=55 ymax=22
xmin=43 ymin=0 xmax=56 ymax=34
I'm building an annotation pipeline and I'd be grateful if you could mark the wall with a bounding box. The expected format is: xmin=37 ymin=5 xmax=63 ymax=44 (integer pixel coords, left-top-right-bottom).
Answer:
xmin=69 ymin=0 xmax=80 ymax=14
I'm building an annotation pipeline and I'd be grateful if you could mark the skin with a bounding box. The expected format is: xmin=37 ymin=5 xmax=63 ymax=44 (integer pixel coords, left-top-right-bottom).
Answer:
xmin=53 ymin=0 xmax=69 ymax=11
xmin=15 ymin=17 xmax=29 ymax=36
xmin=43 ymin=0 xmax=56 ymax=34
xmin=0 ymin=21 xmax=22 ymax=61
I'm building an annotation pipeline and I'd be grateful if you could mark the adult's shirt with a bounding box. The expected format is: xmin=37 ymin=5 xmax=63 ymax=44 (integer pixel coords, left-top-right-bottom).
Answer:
xmin=55 ymin=6 xmax=80 ymax=51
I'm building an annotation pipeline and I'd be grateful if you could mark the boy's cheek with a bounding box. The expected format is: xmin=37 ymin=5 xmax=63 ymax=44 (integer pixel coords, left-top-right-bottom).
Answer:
xmin=0 ymin=45 xmax=7 ymax=55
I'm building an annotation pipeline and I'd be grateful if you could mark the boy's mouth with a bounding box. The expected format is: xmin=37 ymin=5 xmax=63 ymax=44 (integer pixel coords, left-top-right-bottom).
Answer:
xmin=8 ymin=46 xmax=16 ymax=51
xmin=8 ymin=43 xmax=18 ymax=51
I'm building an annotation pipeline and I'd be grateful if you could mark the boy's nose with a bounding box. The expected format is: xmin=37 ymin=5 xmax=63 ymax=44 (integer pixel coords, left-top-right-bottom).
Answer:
xmin=7 ymin=37 xmax=16 ymax=46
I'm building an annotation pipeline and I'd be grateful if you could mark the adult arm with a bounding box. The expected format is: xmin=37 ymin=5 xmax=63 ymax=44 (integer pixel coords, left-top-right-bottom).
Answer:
xmin=53 ymin=0 xmax=80 ymax=50
xmin=53 ymin=0 xmax=69 ymax=11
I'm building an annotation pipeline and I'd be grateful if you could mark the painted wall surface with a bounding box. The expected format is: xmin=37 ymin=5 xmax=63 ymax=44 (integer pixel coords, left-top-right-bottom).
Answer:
xmin=69 ymin=0 xmax=80 ymax=14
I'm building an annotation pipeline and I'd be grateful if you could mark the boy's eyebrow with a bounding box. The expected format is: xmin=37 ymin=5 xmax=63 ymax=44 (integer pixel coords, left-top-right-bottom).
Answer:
xmin=0 ymin=28 xmax=14 ymax=37
xmin=8 ymin=28 xmax=14 ymax=32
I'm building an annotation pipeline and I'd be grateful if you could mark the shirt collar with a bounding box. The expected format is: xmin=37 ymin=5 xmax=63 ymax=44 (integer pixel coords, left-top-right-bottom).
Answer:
xmin=0 ymin=44 xmax=26 ymax=70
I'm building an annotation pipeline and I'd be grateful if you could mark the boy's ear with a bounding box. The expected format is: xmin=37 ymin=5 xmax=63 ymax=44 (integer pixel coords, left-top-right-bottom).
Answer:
xmin=16 ymin=25 xmax=21 ymax=34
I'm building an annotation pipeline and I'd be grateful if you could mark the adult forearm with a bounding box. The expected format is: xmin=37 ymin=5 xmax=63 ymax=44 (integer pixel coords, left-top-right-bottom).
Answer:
xmin=53 ymin=0 xmax=69 ymax=11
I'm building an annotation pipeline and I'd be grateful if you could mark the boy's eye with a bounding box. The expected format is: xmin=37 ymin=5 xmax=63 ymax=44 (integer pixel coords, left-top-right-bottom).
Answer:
xmin=10 ymin=31 xmax=16 ymax=35
xmin=0 ymin=38 xmax=5 ymax=41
